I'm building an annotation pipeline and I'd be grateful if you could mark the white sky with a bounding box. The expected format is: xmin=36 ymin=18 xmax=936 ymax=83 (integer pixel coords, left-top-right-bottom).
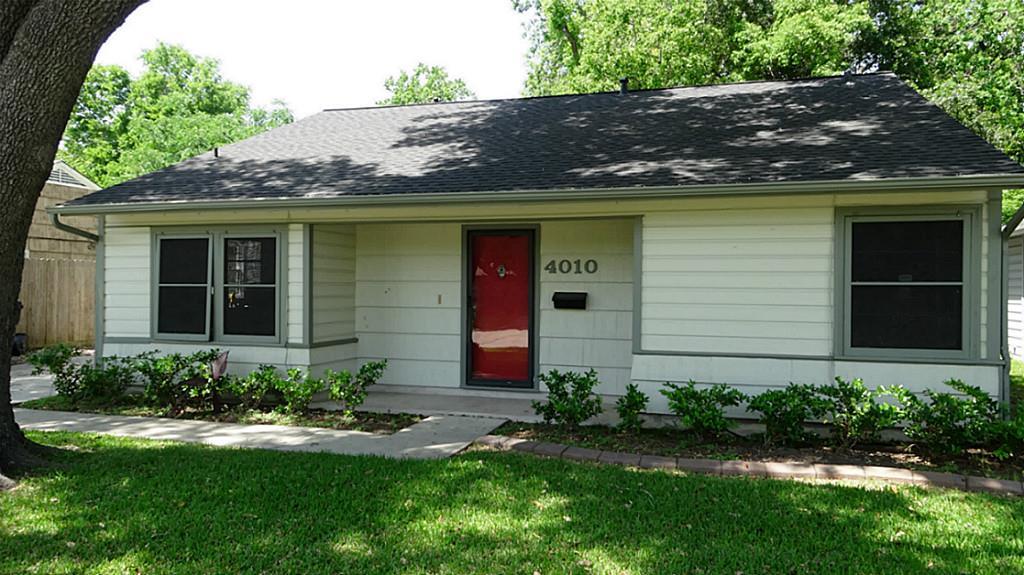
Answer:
xmin=96 ymin=0 xmax=532 ymax=119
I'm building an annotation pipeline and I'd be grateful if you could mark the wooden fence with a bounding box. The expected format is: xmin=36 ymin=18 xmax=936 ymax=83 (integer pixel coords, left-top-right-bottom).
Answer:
xmin=16 ymin=257 xmax=95 ymax=348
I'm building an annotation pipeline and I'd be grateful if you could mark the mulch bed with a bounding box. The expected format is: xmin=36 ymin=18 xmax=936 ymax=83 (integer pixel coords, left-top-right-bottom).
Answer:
xmin=496 ymin=421 xmax=1023 ymax=481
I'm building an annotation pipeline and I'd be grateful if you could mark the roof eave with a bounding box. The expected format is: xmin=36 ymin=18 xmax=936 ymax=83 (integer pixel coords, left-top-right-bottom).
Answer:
xmin=49 ymin=174 xmax=1024 ymax=216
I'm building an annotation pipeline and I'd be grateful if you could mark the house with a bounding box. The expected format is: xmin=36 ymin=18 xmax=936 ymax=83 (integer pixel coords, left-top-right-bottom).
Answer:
xmin=49 ymin=73 xmax=1024 ymax=412
xmin=1007 ymin=227 xmax=1024 ymax=360
xmin=17 ymin=160 xmax=99 ymax=349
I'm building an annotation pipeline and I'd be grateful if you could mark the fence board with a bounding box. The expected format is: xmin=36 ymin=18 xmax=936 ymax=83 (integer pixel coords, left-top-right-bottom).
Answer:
xmin=15 ymin=257 xmax=95 ymax=348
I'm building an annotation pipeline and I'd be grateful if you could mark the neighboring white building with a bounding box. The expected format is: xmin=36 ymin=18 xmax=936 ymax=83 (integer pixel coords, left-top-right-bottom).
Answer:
xmin=50 ymin=73 xmax=1024 ymax=410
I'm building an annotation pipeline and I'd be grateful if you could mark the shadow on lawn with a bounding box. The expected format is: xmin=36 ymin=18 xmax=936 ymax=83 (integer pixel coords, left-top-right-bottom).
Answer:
xmin=2 ymin=434 xmax=1022 ymax=574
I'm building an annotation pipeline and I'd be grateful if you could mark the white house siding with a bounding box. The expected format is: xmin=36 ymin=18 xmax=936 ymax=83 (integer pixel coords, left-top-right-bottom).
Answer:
xmin=1009 ymin=235 xmax=1024 ymax=358
xmin=354 ymin=222 xmax=463 ymax=387
xmin=352 ymin=219 xmax=635 ymax=393
xmin=634 ymin=190 xmax=999 ymax=405
xmin=312 ymin=224 xmax=356 ymax=343
xmin=642 ymin=207 xmax=833 ymax=356
xmin=103 ymin=226 xmax=150 ymax=338
xmin=286 ymin=224 xmax=305 ymax=344
xmin=538 ymin=219 xmax=634 ymax=395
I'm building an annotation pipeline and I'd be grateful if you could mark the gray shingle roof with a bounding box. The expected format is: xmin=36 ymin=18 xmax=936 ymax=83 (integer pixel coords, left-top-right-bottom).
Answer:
xmin=65 ymin=72 xmax=1024 ymax=208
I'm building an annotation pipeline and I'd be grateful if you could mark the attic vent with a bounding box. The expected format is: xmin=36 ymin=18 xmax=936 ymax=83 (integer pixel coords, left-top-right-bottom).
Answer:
xmin=47 ymin=163 xmax=93 ymax=188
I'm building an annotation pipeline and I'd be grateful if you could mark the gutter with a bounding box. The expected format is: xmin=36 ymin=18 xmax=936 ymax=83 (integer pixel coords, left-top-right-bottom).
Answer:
xmin=49 ymin=212 xmax=100 ymax=242
xmin=48 ymin=174 xmax=1024 ymax=216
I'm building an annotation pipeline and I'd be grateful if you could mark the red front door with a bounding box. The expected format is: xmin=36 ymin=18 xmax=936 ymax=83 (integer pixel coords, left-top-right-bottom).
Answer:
xmin=468 ymin=230 xmax=533 ymax=387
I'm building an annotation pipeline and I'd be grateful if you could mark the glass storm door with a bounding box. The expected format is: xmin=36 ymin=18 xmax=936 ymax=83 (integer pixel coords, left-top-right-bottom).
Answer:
xmin=467 ymin=230 xmax=534 ymax=388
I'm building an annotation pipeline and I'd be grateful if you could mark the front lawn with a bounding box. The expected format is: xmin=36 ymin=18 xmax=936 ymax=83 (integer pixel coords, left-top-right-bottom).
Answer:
xmin=19 ymin=395 xmax=421 ymax=434
xmin=2 ymin=432 xmax=1022 ymax=574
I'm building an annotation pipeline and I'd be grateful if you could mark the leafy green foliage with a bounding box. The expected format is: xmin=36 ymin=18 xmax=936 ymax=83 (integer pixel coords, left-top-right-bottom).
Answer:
xmin=228 ymin=364 xmax=279 ymax=411
xmin=326 ymin=360 xmax=389 ymax=417
xmin=660 ymin=381 xmax=746 ymax=439
xmin=133 ymin=349 xmax=223 ymax=414
xmin=28 ymin=344 xmax=133 ymax=403
xmin=615 ymin=383 xmax=649 ymax=433
xmin=514 ymin=0 xmax=1024 ymax=221
xmin=27 ymin=343 xmax=80 ymax=393
xmin=533 ymin=369 xmax=604 ymax=428
xmin=888 ymin=380 xmax=1007 ymax=456
xmin=377 ymin=63 xmax=475 ymax=105
xmin=273 ymin=368 xmax=323 ymax=414
xmin=817 ymin=377 xmax=902 ymax=448
xmin=61 ymin=43 xmax=293 ymax=186
xmin=746 ymin=384 xmax=827 ymax=446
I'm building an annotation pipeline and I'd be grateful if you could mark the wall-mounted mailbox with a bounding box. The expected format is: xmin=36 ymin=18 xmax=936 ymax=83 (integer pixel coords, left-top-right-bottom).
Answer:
xmin=552 ymin=291 xmax=587 ymax=310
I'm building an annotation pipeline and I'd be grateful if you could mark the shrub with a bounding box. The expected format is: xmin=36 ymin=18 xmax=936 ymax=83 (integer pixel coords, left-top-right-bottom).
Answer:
xmin=747 ymin=384 xmax=827 ymax=446
xmin=615 ymin=383 xmax=648 ymax=433
xmin=133 ymin=349 xmax=224 ymax=413
xmin=326 ymin=359 xmax=388 ymax=417
xmin=991 ymin=412 xmax=1024 ymax=460
xmin=29 ymin=344 xmax=133 ymax=403
xmin=230 ymin=364 xmax=279 ymax=410
xmin=660 ymin=381 xmax=746 ymax=439
xmin=817 ymin=377 xmax=902 ymax=449
xmin=532 ymin=369 xmax=603 ymax=428
xmin=28 ymin=343 xmax=81 ymax=397
xmin=274 ymin=368 xmax=322 ymax=414
xmin=888 ymin=380 xmax=1005 ymax=456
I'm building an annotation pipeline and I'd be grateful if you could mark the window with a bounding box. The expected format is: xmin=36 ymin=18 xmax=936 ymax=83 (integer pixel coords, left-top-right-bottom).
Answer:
xmin=156 ymin=238 xmax=210 ymax=337
xmin=154 ymin=231 xmax=281 ymax=342
xmin=840 ymin=212 xmax=973 ymax=357
xmin=223 ymin=238 xmax=277 ymax=336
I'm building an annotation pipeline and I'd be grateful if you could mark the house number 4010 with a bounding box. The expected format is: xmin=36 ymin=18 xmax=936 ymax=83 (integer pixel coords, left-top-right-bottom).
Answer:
xmin=544 ymin=259 xmax=599 ymax=274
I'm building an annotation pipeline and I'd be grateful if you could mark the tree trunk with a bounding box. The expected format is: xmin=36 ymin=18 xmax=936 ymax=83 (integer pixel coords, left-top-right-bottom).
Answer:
xmin=0 ymin=0 xmax=146 ymax=489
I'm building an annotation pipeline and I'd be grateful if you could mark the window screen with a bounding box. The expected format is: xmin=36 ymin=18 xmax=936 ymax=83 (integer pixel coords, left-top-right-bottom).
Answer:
xmin=849 ymin=220 xmax=964 ymax=351
xmin=223 ymin=238 xmax=277 ymax=336
xmin=157 ymin=238 xmax=210 ymax=335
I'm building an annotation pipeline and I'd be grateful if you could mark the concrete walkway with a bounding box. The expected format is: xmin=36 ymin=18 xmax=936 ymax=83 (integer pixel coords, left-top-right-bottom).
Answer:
xmin=13 ymin=408 xmax=505 ymax=460
xmin=10 ymin=362 xmax=54 ymax=404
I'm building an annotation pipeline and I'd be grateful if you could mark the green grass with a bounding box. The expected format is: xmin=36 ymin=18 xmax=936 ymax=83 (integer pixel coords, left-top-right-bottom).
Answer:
xmin=19 ymin=395 xmax=421 ymax=434
xmin=2 ymin=432 xmax=1022 ymax=574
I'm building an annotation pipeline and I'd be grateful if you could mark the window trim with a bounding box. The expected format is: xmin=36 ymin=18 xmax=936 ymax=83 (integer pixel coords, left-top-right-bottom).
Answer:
xmin=833 ymin=205 xmax=981 ymax=361
xmin=151 ymin=227 xmax=286 ymax=345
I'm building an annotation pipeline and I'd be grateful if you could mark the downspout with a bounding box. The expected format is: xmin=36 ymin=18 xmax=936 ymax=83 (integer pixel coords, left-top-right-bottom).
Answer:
xmin=49 ymin=212 xmax=99 ymax=242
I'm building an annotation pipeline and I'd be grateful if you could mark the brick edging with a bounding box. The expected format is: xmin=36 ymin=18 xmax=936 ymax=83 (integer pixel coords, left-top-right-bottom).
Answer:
xmin=473 ymin=435 xmax=1023 ymax=496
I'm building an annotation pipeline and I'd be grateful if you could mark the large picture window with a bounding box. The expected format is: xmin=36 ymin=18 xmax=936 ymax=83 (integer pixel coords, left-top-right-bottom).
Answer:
xmin=154 ymin=231 xmax=280 ymax=342
xmin=840 ymin=212 xmax=972 ymax=358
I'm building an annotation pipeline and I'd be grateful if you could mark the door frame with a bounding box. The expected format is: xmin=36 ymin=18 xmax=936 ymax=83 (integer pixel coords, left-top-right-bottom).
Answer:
xmin=461 ymin=225 xmax=539 ymax=390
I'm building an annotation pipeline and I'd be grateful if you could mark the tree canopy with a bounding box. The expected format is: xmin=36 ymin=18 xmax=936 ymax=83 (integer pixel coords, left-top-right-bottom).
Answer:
xmin=377 ymin=63 xmax=475 ymax=105
xmin=62 ymin=43 xmax=293 ymax=187
xmin=516 ymin=0 xmax=1024 ymax=219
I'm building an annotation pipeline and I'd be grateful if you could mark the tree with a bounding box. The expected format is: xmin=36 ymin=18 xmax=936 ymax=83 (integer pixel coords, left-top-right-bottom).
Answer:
xmin=515 ymin=0 xmax=1024 ymax=220
xmin=0 ymin=0 xmax=147 ymax=490
xmin=62 ymin=43 xmax=294 ymax=187
xmin=377 ymin=63 xmax=475 ymax=106
xmin=513 ymin=0 xmax=870 ymax=96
